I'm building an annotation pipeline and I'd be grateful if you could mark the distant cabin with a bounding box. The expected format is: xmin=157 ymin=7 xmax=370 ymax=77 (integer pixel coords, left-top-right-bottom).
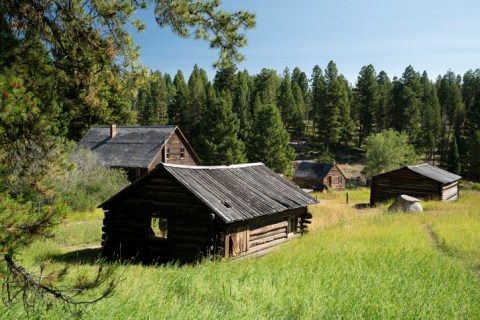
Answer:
xmin=78 ymin=125 xmax=200 ymax=181
xmin=292 ymin=162 xmax=346 ymax=190
xmin=370 ymin=163 xmax=461 ymax=205
xmin=99 ymin=163 xmax=318 ymax=263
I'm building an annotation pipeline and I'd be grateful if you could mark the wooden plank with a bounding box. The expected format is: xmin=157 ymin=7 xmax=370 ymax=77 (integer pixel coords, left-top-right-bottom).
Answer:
xmin=250 ymin=221 xmax=288 ymax=236
xmin=249 ymin=232 xmax=287 ymax=247
xmin=249 ymin=227 xmax=287 ymax=241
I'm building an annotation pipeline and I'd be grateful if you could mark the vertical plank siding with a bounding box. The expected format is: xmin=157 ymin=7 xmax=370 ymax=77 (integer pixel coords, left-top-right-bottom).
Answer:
xmin=163 ymin=130 xmax=200 ymax=166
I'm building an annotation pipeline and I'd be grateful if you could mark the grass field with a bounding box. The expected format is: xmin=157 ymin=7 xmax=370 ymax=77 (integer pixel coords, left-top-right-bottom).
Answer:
xmin=2 ymin=189 xmax=480 ymax=319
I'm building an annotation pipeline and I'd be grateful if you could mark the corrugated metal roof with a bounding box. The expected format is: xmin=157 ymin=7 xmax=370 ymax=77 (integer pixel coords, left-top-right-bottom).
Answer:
xmin=163 ymin=163 xmax=318 ymax=223
xmin=78 ymin=126 xmax=176 ymax=169
xmin=407 ymin=163 xmax=461 ymax=183
xmin=293 ymin=162 xmax=334 ymax=179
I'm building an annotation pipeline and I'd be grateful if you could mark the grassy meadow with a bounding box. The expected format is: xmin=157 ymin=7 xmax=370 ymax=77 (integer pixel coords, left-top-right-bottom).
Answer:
xmin=2 ymin=189 xmax=480 ymax=319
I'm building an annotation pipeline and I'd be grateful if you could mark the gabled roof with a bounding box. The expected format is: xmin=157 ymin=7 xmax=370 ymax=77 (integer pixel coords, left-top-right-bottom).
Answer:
xmin=78 ymin=125 xmax=177 ymax=169
xmin=293 ymin=162 xmax=339 ymax=179
xmin=406 ymin=163 xmax=461 ymax=184
xmin=101 ymin=163 xmax=318 ymax=224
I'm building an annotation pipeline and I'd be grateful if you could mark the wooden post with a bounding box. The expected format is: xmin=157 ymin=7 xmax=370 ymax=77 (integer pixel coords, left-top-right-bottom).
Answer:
xmin=346 ymin=192 xmax=349 ymax=205
xmin=224 ymin=234 xmax=230 ymax=258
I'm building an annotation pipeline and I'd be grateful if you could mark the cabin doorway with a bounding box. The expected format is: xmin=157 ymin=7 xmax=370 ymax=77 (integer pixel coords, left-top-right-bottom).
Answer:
xmin=328 ymin=176 xmax=332 ymax=187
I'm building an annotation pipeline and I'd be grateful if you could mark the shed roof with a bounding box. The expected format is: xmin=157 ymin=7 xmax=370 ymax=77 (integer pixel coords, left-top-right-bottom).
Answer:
xmin=293 ymin=162 xmax=338 ymax=179
xmin=78 ymin=125 xmax=177 ymax=169
xmin=406 ymin=163 xmax=461 ymax=184
xmin=102 ymin=163 xmax=318 ymax=224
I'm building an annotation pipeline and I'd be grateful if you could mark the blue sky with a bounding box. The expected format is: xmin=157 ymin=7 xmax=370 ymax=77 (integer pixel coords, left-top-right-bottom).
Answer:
xmin=132 ymin=0 xmax=480 ymax=84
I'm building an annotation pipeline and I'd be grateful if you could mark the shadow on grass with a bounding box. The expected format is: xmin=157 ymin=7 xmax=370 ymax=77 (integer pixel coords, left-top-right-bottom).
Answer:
xmin=47 ymin=247 xmax=104 ymax=265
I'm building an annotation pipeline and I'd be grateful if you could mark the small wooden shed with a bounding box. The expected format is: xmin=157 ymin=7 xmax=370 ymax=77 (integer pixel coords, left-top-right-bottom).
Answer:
xmin=370 ymin=163 xmax=461 ymax=205
xmin=292 ymin=162 xmax=346 ymax=190
xmin=78 ymin=125 xmax=201 ymax=181
xmin=100 ymin=163 xmax=318 ymax=263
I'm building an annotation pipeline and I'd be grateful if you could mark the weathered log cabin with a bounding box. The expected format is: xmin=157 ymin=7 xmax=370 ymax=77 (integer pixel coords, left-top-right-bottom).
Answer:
xmin=99 ymin=163 xmax=318 ymax=263
xmin=292 ymin=162 xmax=346 ymax=190
xmin=78 ymin=125 xmax=201 ymax=181
xmin=370 ymin=163 xmax=461 ymax=205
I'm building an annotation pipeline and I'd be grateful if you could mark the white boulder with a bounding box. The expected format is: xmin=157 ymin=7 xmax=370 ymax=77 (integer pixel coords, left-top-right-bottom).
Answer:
xmin=388 ymin=195 xmax=423 ymax=212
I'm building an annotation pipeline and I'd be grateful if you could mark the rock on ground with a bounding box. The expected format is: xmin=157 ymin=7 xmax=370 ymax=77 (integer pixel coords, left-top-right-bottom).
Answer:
xmin=388 ymin=195 xmax=423 ymax=212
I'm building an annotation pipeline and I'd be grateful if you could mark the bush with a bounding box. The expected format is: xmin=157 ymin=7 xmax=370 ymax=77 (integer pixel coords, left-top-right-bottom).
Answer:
xmin=473 ymin=183 xmax=480 ymax=191
xmin=315 ymin=153 xmax=336 ymax=164
xmin=57 ymin=146 xmax=129 ymax=212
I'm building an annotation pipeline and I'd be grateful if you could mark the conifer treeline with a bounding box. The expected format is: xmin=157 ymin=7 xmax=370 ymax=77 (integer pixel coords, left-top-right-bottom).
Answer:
xmin=134 ymin=62 xmax=480 ymax=179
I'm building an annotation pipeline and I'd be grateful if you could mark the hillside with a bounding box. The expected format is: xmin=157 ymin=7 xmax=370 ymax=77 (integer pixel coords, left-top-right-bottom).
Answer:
xmin=1 ymin=189 xmax=479 ymax=319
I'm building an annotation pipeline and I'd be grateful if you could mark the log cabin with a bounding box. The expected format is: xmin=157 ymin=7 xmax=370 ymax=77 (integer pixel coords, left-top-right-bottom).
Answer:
xmin=78 ymin=125 xmax=201 ymax=181
xmin=292 ymin=162 xmax=346 ymax=190
xmin=99 ymin=163 xmax=318 ymax=263
xmin=370 ymin=163 xmax=461 ymax=205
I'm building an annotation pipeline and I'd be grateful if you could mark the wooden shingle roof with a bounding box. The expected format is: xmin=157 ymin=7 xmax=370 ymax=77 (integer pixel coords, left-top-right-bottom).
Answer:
xmin=293 ymin=162 xmax=337 ymax=179
xmin=101 ymin=163 xmax=318 ymax=224
xmin=406 ymin=163 xmax=461 ymax=183
xmin=78 ymin=126 xmax=176 ymax=169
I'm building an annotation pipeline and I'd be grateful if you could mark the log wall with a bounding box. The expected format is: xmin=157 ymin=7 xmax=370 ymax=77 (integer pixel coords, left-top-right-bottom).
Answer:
xmin=225 ymin=208 xmax=312 ymax=259
xmin=102 ymin=171 xmax=217 ymax=262
xmin=370 ymin=168 xmax=458 ymax=204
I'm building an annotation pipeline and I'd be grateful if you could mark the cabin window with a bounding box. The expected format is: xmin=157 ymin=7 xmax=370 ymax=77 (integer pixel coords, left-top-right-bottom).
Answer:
xmin=180 ymin=147 xmax=185 ymax=159
xmin=150 ymin=216 xmax=168 ymax=239
xmin=338 ymin=176 xmax=343 ymax=184
xmin=166 ymin=148 xmax=170 ymax=159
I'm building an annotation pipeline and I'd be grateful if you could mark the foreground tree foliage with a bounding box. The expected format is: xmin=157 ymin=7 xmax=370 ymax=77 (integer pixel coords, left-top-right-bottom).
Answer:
xmin=1 ymin=0 xmax=255 ymax=316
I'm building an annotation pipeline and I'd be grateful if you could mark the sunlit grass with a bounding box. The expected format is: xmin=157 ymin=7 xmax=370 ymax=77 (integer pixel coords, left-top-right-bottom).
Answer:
xmin=2 ymin=189 xmax=480 ymax=319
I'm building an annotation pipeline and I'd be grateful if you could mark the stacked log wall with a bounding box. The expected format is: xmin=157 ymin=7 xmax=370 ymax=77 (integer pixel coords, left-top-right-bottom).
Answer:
xmin=102 ymin=172 xmax=218 ymax=262
xmin=226 ymin=208 xmax=311 ymax=259
xmin=370 ymin=168 xmax=449 ymax=204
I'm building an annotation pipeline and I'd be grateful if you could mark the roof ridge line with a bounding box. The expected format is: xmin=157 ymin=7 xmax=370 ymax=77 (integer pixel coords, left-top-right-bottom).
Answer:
xmin=162 ymin=162 xmax=264 ymax=169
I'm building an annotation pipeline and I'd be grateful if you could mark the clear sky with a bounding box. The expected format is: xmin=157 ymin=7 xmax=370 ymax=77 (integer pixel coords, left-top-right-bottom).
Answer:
xmin=132 ymin=0 xmax=480 ymax=84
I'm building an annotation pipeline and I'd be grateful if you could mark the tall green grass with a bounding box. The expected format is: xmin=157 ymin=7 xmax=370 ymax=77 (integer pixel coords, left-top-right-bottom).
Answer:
xmin=2 ymin=189 xmax=480 ymax=319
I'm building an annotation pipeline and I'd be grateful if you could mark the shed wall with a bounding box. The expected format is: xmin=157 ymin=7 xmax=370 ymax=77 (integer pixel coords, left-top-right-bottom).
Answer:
xmin=370 ymin=168 xmax=452 ymax=204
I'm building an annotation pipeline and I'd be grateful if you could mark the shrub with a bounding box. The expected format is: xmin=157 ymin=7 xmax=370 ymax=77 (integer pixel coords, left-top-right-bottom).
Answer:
xmin=57 ymin=146 xmax=129 ymax=212
xmin=473 ymin=183 xmax=480 ymax=191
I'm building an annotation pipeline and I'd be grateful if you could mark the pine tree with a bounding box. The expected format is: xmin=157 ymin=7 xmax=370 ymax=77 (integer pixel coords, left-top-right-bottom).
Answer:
xmin=391 ymin=66 xmax=422 ymax=145
xmin=254 ymin=68 xmax=280 ymax=106
xmin=196 ymin=91 xmax=246 ymax=165
xmin=169 ymin=70 xmax=190 ymax=131
xmin=318 ymin=61 xmax=342 ymax=153
xmin=233 ymin=71 xmax=252 ymax=141
xmin=355 ymin=64 xmax=378 ymax=146
xmin=338 ymin=75 xmax=354 ymax=145
xmin=186 ymin=65 xmax=208 ymax=138
xmin=420 ymin=72 xmax=441 ymax=163
xmin=448 ymin=135 xmax=461 ymax=174
xmin=213 ymin=65 xmax=237 ymax=95
xmin=468 ymin=131 xmax=480 ymax=179
xmin=376 ymin=71 xmax=392 ymax=132
xmin=310 ymin=65 xmax=325 ymax=135
xmin=247 ymin=104 xmax=295 ymax=175
xmin=278 ymin=68 xmax=304 ymax=139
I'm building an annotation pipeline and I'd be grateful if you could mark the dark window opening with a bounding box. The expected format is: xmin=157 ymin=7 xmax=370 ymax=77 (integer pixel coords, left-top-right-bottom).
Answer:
xmin=150 ymin=216 xmax=168 ymax=239
xmin=180 ymin=147 xmax=185 ymax=159
xmin=166 ymin=148 xmax=170 ymax=159
xmin=338 ymin=176 xmax=343 ymax=184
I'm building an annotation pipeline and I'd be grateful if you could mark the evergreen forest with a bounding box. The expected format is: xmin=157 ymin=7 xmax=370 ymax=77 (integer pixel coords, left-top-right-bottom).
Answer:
xmin=1 ymin=1 xmax=480 ymax=316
